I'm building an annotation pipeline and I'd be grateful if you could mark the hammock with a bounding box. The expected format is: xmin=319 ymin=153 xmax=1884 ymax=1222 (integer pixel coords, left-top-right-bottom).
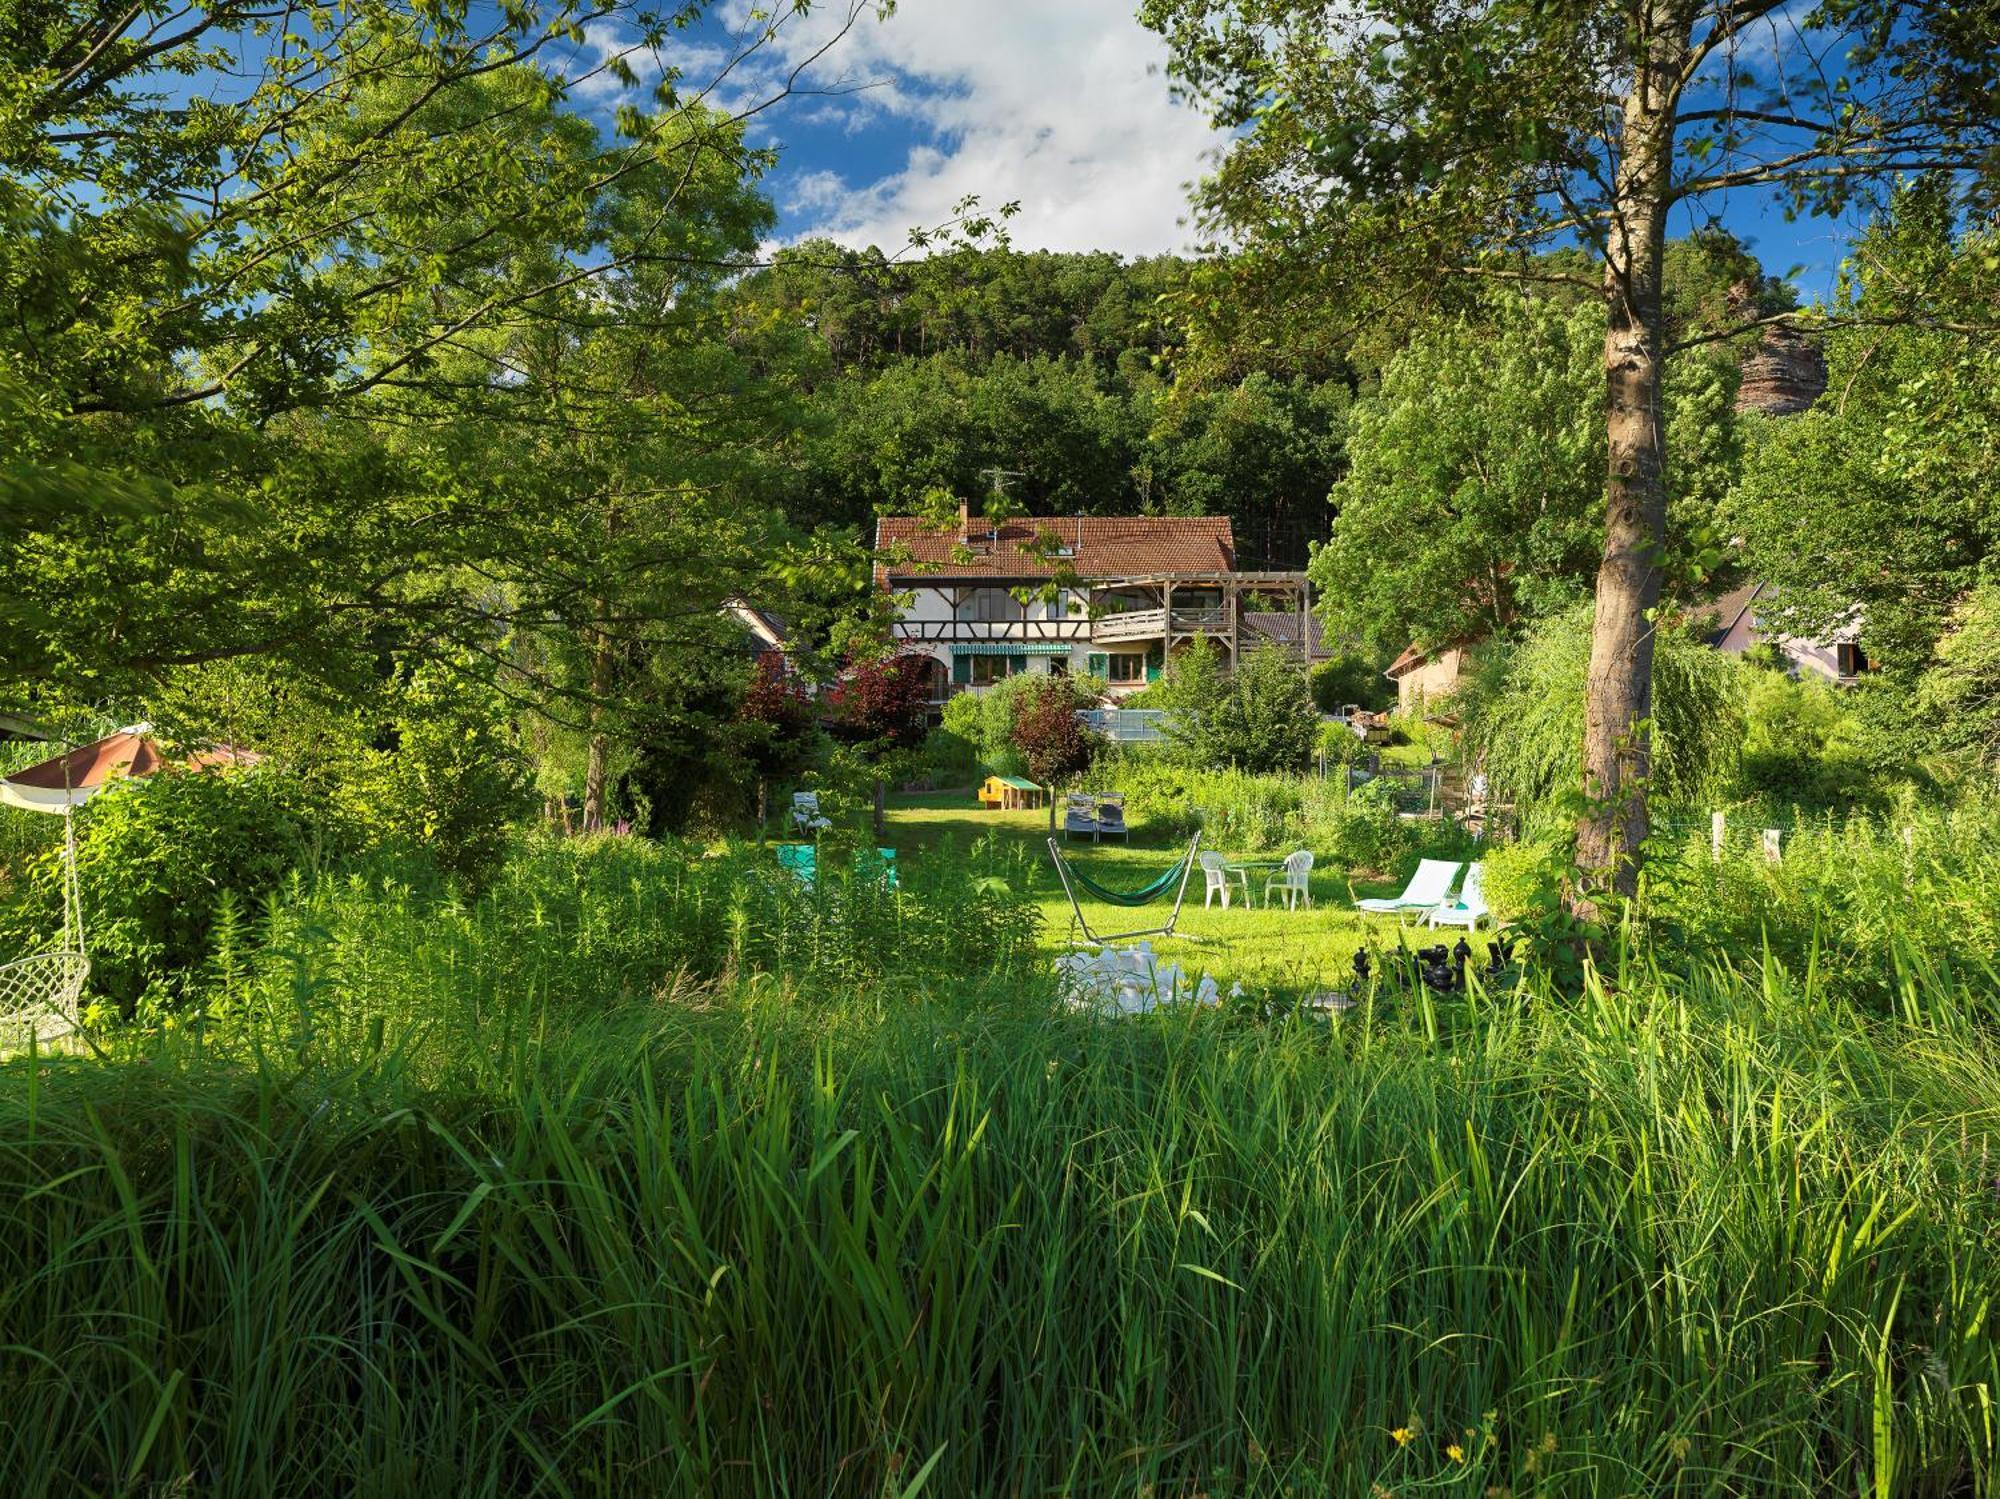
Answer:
xmin=1046 ymin=832 xmax=1202 ymax=946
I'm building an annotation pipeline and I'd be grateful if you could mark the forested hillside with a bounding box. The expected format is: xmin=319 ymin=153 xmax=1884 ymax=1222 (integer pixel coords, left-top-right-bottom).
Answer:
xmin=728 ymin=242 xmax=1353 ymax=568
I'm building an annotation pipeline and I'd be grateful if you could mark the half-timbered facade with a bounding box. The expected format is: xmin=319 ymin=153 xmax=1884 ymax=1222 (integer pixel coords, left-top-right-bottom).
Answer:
xmin=874 ymin=507 xmax=1314 ymax=701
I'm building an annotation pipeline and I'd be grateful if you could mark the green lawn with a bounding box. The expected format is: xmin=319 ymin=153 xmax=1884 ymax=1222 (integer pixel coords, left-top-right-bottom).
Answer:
xmin=877 ymin=788 xmax=1478 ymax=994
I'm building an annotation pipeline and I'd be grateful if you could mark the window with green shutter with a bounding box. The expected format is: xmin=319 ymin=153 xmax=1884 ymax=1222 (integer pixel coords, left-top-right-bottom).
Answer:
xmin=952 ymin=653 xmax=971 ymax=685
xmin=1086 ymin=653 xmax=1107 ymax=678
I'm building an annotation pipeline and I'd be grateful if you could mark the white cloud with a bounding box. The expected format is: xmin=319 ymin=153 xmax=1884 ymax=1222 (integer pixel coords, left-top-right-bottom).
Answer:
xmin=751 ymin=0 xmax=1223 ymax=256
xmin=555 ymin=23 xmax=731 ymax=109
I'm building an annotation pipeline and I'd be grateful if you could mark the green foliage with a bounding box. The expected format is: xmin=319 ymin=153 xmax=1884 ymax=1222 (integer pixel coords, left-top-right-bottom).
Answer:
xmin=1460 ymin=606 xmax=1744 ymax=833
xmin=939 ymin=673 xmax=1052 ymax=779
xmin=1477 ymin=839 xmax=1562 ymax=926
xmin=1309 ymin=652 xmax=1392 ymax=713
xmin=1914 ymin=582 xmax=2000 ymax=769
xmin=736 ymin=244 xmax=1351 ymax=566
xmin=1154 ymin=642 xmax=1320 ymax=773
xmin=7 ymin=827 xmax=1998 ymax=1492
xmin=1644 ymin=792 xmax=2000 ymax=1006
xmin=0 ymin=769 xmax=341 ymax=1012
xmin=1730 ymin=190 xmax=2000 ymax=681
xmin=1740 ymin=671 xmax=1879 ymax=807
xmin=332 ymin=665 xmax=532 ymax=889
xmin=1312 ymin=294 xmax=1740 ymax=655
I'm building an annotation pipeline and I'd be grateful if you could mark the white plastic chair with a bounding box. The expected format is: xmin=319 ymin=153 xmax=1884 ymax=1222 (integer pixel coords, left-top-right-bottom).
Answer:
xmin=1263 ymin=850 xmax=1314 ymax=910
xmin=791 ymin=792 xmax=832 ymax=836
xmin=1425 ymin=863 xmax=1488 ymax=929
xmin=1356 ymin=858 xmax=1462 ymax=915
xmin=1199 ymin=851 xmax=1233 ymax=909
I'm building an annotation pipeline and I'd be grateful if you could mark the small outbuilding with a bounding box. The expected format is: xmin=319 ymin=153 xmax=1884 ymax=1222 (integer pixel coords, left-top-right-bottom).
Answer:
xmin=978 ymin=775 xmax=1046 ymax=811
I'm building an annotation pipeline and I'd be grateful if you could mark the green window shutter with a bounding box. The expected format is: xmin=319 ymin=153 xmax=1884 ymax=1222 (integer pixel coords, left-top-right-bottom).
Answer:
xmin=1010 ymin=654 xmax=1028 ymax=676
xmin=1087 ymin=653 xmax=1107 ymax=678
xmin=952 ymin=653 xmax=971 ymax=685
xmin=1146 ymin=661 xmax=1162 ymax=684
xmin=1145 ymin=643 xmax=1164 ymax=683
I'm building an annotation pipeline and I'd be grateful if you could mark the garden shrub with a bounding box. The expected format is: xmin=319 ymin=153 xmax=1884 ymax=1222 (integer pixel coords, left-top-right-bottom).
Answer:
xmin=1739 ymin=669 xmax=1878 ymax=806
xmin=1309 ymin=652 xmax=1393 ymax=713
xmin=1154 ymin=640 xmax=1319 ymax=773
xmin=0 ymin=767 xmax=346 ymax=1013
xmin=1477 ymin=838 xmax=1563 ymax=924
xmin=825 ymin=652 xmax=934 ymax=752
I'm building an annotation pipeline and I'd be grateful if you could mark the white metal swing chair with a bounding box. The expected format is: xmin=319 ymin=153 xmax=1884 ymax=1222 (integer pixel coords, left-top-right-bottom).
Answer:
xmin=0 ymin=736 xmax=116 ymax=1050
xmin=0 ymin=804 xmax=89 ymax=1049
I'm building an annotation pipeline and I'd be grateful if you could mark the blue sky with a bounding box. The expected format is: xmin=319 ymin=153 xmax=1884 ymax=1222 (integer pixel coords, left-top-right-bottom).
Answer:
xmin=557 ymin=0 xmax=1874 ymax=300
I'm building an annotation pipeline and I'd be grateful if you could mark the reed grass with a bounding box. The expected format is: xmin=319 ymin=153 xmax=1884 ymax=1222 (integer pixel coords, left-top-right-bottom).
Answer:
xmin=1 ymin=824 xmax=1997 ymax=1495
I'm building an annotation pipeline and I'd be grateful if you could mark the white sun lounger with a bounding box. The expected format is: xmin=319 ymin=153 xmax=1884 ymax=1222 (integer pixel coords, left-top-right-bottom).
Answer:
xmin=1424 ymin=862 xmax=1488 ymax=928
xmin=1355 ymin=858 xmax=1462 ymax=915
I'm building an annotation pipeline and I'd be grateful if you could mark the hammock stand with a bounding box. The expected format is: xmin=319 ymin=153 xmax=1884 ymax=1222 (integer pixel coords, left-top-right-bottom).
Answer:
xmin=1045 ymin=831 xmax=1203 ymax=947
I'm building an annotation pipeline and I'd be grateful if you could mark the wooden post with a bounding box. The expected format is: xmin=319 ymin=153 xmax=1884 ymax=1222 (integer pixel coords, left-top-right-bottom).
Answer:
xmin=1710 ymin=810 xmax=1724 ymax=861
xmin=873 ymin=780 xmax=887 ymax=844
xmin=1762 ymin=828 xmax=1782 ymax=864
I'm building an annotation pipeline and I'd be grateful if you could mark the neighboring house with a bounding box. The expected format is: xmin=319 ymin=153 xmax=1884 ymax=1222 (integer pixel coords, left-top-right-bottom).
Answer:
xmin=1384 ymin=641 xmax=1472 ymax=713
xmin=722 ymin=598 xmax=789 ymax=661
xmin=1704 ymin=581 xmax=1869 ymax=684
xmin=874 ymin=506 xmax=1313 ymax=700
xmin=1383 ymin=578 xmax=1869 ymax=713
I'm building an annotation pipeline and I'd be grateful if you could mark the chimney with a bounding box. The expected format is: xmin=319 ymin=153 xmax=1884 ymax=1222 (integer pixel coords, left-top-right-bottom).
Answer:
xmin=959 ymin=498 xmax=973 ymax=542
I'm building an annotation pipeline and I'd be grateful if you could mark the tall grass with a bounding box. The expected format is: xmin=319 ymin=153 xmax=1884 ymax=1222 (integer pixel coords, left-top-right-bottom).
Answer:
xmin=2 ymin=831 xmax=1997 ymax=1494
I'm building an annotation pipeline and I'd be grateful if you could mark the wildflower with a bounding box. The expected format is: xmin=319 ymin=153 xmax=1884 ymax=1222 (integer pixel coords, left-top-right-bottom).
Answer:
xmin=1669 ymin=1435 xmax=1691 ymax=1462
xmin=1390 ymin=1427 xmax=1414 ymax=1448
xmin=1447 ymin=1443 xmax=1466 ymax=1463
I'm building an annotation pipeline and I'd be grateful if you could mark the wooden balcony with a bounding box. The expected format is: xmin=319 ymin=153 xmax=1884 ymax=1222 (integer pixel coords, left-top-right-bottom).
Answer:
xmin=1089 ymin=606 xmax=1230 ymax=643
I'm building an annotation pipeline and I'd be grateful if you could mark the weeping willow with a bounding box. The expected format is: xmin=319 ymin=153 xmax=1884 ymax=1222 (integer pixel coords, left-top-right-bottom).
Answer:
xmin=1459 ymin=603 xmax=1744 ymax=836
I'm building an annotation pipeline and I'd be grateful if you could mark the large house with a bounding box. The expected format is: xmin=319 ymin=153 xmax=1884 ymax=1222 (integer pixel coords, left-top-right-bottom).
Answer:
xmin=874 ymin=506 xmax=1315 ymax=702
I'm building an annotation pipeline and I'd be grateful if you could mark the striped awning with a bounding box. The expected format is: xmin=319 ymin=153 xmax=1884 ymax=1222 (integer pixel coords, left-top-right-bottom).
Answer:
xmin=953 ymin=643 xmax=1074 ymax=656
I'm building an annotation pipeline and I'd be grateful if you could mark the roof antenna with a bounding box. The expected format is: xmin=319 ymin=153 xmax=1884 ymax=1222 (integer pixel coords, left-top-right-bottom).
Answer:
xmin=977 ymin=467 xmax=1022 ymax=508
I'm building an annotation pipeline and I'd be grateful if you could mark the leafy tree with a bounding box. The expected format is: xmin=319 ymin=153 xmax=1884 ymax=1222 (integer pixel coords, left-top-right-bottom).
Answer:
xmin=1458 ymin=606 xmax=1743 ymax=837
xmin=1310 ymin=654 xmax=1395 ymax=715
xmin=1914 ymin=584 xmax=2000 ymax=768
xmin=1313 ymin=295 xmax=1738 ymax=656
xmin=826 ymin=654 xmax=934 ymax=754
xmin=1009 ymin=678 xmax=1102 ymax=784
xmin=1147 ymin=373 xmax=1352 ymax=568
xmin=1 ymin=0 xmax=866 ymax=706
xmin=1730 ymin=187 xmax=2000 ymax=682
xmin=738 ymin=659 xmax=820 ymax=782
xmin=1156 ymin=642 xmax=1320 ymax=773
xmin=1143 ymin=0 xmax=2000 ymax=905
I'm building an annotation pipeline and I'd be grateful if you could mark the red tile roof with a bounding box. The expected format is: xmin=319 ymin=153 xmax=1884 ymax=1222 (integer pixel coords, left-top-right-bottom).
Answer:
xmin=875 ymin=514 xmax=1236 ymax=582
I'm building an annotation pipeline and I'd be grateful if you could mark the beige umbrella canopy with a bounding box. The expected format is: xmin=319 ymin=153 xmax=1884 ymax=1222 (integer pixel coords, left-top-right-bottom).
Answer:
xmin=0 ymin=725 xmax=260 ymax=813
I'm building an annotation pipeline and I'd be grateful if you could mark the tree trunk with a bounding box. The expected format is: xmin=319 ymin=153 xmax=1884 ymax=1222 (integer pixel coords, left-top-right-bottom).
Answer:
xmin=580 ymin=615 xmax=615 ymax=834
xmin=1573 ymin=7 xmax=1686 ymax=914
